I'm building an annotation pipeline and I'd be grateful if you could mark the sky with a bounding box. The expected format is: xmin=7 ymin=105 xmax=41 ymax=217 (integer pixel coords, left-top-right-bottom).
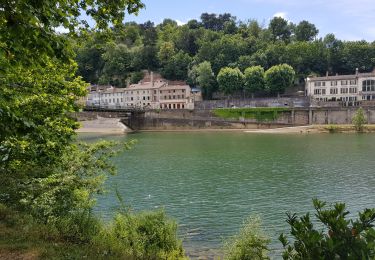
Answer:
xmin=123 ymin=0 xmax=375 ymax=42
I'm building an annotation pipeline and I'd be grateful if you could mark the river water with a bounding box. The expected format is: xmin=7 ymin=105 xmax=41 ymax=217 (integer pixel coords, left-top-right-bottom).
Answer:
xmin=81 ymin=132 xmax=375 ymax=258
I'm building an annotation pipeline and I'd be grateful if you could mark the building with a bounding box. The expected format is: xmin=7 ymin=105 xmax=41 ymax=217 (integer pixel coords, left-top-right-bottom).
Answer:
xmin=85 ymin=72 xmax=202 ymax=110
xmin=306 ymin=68 xmax=375 ymax=106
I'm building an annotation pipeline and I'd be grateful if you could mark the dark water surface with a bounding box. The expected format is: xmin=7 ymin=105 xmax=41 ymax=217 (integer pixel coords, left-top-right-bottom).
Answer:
xmin=81 ymin=132 xmax=375 ymax=258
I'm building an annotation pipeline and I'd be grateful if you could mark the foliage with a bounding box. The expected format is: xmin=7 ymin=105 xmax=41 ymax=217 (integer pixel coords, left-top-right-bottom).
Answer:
xmin=161 ymin=51 xmax=192 ymax=80
xmin=224 ymin=216 xmax=270 ymax=260
xmin=0 ymin=203 xmax=186 ymax=259
xmin=265 ymin=64 xmax=296 ymax=95
xmin=213 ymin=108 xmax=290 ymax=122
xmin=269 ymin=17 xmax=292 ymax=42
xmin=294 ymin=20 xmax=319 ymax=42
xmin=0 ymin=0 xmax=144 ymax=228
xmin=279 ymin=199 xmax=375 ymax=260
xmin=96 ymin=209 xmax=185 ymax=259
xmin=189 ymin=61 xmax=217 ymax=99
xmin=244 ymin=66 xmax=266 ymax=94
xmin=352 ymin=107 xmax=367 ymax=132
xmin=217 ymin=67 xmax=244 ymax=95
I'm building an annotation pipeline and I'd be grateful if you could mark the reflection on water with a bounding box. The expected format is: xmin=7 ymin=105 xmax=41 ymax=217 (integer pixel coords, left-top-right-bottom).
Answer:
xmin=85 ymin=132 xmax=375 ymax=258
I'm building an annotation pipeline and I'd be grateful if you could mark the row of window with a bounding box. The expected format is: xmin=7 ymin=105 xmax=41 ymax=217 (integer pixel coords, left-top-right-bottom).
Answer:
xmin=314 ymin=80 xmax=357 ymax=87
xmin=124 ymin=89 xmax=186 ymax=95
xmin=314 ymin=87 xmax=357 ymax=95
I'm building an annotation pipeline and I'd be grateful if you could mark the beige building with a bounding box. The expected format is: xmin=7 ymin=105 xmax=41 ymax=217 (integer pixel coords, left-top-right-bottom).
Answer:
xmin=306 ymin=69 xmax=375 ymax=105
xmin=86 ymin=72 xmax=202 ymax=110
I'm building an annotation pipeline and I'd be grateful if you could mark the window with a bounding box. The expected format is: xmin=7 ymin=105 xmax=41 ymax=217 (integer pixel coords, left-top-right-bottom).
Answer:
xmin=182 ymin=89 xmax=185 ymax=93
xmin=350 ymin=80 xmax=357 ymax=85
xmin=362 ymin=80 xmax=375 ymax=92
xmin=322 ymin=82 xmax=326 ymax=87
xmin=173 ymin=95 xmax=175 ymax=99
xmin=314 ymin=82 xmax=321 ymax=87
xmin=349 ymin=87 xmax=357 ymax=94
xmin=322 ymin=89 xmax=326 ymax=95
xmin=164 ymin=96 xmax=167 ymax=99
xmin=330 ymin=88 xmax=338 ymax=94
xmin=154 ymin=90 xmax=157 ymax=94
xmin=314 ymin=89 xmax=321 ymax=95
xmin=340 ymin=88 xmax=348 ymax=94
xmin=341 ymin=80 xmax=348 ymax=85
xmin=131 ymin=97 xmax=133 ymax=101
xmin=331 ymin=81 xmax=337 ymax=86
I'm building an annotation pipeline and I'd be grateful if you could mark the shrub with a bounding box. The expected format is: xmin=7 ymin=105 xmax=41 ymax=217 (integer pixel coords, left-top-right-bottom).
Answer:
xmin=352 ymin=107 xmax=367 ymax=132
xmin=224 ymin=216 xmax=270 ymax=260
xmin=95 ymin=209 xmax=185 ymax=259
xmin=280 ymin=199 xmax=375 ymax=259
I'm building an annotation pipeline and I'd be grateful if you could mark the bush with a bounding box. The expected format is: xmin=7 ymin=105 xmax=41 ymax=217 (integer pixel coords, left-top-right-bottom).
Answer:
xmin=280 ymin=199 xmax=375 ymax=259
xmin=94 ymin=209 xmax=185 ymax=259
xmin=224 ymin=216 xmax=270 ymax=260
xmin=352 ymin=107 xmax=367 ymax=132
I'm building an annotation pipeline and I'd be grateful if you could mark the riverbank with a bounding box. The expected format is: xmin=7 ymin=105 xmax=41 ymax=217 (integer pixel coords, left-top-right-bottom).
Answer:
xmin=76 ymin=117 xmax=129 ymax=134
xmin=77 ymin=121 xmax=375 ymax=134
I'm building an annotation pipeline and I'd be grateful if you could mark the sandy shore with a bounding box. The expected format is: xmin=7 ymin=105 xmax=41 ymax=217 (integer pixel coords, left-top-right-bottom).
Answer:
xmin=76 ymin=118 xmax=129 ymax=134
xmin=244 ymin=125 xmax=319 ymax=134
xmin=77 ymin=117 xmax=318 ymax=134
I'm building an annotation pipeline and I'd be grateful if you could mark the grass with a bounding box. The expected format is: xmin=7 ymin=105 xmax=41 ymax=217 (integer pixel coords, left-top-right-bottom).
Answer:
xmin=0 ymin=204 xmax=186 ymax=260
xmin=213 ymin=108 xmax=291 ymax=122
xmin=319 ymin=124 xmax=375 ymax=133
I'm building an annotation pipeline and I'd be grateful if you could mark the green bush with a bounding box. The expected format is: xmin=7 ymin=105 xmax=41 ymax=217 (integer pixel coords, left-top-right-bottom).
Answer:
xmin=352 ymin=107 xmax=367 ymax=132
xmin=94 ymin=209 xmax=185 ymax=259
xmin=280 ymin=199 xmax=375 ymax=259
xmin=326 ymin=125 xmax=339 ymax=133
xmin=224 ymin=216 xmax=270 ymax=260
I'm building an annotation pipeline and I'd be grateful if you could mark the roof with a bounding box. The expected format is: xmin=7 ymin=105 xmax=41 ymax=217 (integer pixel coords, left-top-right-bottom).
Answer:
xmin=307 ymin=71 xmax=375 ymax=81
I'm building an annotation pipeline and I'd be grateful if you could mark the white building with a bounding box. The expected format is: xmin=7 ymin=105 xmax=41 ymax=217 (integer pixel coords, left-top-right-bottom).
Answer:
xmin=86 ymin=72 xmax=202 ymax=110
xmin=306 ymin=69 xmax=375 ymax=105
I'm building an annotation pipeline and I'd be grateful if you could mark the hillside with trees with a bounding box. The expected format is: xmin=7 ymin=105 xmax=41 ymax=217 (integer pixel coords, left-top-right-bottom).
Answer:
xmin=75 ymin=13 xmax=375 ymax=98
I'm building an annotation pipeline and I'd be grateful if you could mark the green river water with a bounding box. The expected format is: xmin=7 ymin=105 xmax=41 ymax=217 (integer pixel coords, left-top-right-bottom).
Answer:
xmin=81 ymin=132 xmax=375 ymax=258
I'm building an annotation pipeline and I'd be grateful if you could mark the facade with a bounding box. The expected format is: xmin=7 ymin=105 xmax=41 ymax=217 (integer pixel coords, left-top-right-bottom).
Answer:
xmin=85 ymin=72 xmax=202 ymax=110
xmin=306 ymin=69 xmax=375 ymax=105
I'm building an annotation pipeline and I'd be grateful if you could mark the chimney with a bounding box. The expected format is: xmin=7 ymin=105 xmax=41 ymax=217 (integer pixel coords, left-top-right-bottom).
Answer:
xmin=356 ymin=68 xmax=359 ymax=75
xmin=326 ymin=71 xmax=329 ymax=77
xmin=151 ymin=71 xmax=154 ymax=86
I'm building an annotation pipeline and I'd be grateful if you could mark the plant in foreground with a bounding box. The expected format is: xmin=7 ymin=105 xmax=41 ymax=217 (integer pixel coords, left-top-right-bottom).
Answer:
xmin=280 ymin=199 xmax=375 ymax=259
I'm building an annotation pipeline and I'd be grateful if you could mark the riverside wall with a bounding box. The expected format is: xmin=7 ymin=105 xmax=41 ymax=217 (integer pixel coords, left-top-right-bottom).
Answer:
xmin=75 ymin=107 xmax=375 ymax=130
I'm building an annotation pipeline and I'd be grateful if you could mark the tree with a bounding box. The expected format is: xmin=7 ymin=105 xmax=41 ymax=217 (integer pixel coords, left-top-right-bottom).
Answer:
xmin=269 ymin=17 xmax=292 ymax=42
xmin=265 ymin=64 xmax=295 ymax=95
xmin=161 ymin=51 xmax=192 ymax=80
xmin=352 ymin=107 xmax=367 ymax=132
xmin=0 ymin=0 xmax=143 ymax=218
xmin=217 ymin=67 xmax=244 ymax=95
xmin=100 ymin=43 xmax=134 ymax=87
xmin=244 ymin=66 xmax=266 ymax=95
xmin=189 ymin=61 xmax=217 ymax=99
xmin=294 ymin=20 xmax=319 ymax=42
xmin=280 ymin=199 xmax=375 ymax=259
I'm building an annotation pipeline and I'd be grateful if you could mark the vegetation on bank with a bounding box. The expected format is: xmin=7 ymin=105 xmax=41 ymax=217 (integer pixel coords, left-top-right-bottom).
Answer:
xmin=0 ymin=203 xmax=184 ymax=259
xmin=213 ymin=107 xmax=291 ymax=122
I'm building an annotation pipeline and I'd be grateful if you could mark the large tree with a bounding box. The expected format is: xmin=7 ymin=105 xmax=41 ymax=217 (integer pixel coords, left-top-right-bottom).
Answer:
xmin=264 ymin=64 xmax=295 ymax=95
xmin=189 ymin=61 xmax=217 ymax=99
xmin=0 ymin=0 xmax=144 ymax=218
xmin=294 ymin=20 xmax=319 ymax=42
xmin=217 ymin=67 xmax=244 ymax=95
xmin=244 ymin=66 xmax=266 ymax=95
xmin=269 ymin=17 xmax=292 ymax=42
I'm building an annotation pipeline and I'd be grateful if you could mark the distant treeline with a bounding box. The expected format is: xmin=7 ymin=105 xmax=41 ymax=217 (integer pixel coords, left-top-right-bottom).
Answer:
xmin=75 ymin=13 xmax=375 ymax=97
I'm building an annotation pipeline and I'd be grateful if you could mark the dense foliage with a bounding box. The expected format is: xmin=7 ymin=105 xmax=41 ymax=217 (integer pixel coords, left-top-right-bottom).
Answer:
xmin=75 ymin=14 xmax=375 ymax=97
xmin=280 ymin=199 xmax=375 ymax=259
xmin=0 ymin=1 xmax=187 ymax=258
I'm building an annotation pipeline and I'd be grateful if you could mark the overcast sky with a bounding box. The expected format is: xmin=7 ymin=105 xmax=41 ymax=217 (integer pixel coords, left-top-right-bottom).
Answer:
xmin=124 ymin=0 xmax=375 ymax=42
